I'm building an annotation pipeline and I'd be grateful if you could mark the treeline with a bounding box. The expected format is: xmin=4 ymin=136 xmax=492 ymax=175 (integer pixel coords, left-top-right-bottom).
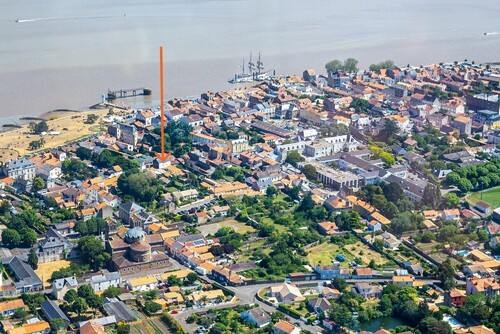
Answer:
xmin=446 ymin=158 xmax=500 ymax=192
xmin=75 ymin=147 xmax=139 ymax=172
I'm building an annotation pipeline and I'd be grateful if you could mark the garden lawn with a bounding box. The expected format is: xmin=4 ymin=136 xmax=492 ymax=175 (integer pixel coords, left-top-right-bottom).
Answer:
xmin=468 ymin=188 xmax=500 ymax=209
xmin=218 ymin=219 xmax=256 ymax=234
xmin=307 ymin=242 xmax=353 ymax=267
xmin=343 ymin=242 xmax=389 ymax=267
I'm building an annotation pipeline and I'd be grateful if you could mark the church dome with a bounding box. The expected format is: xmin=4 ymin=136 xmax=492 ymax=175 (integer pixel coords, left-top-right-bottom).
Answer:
xmin=125 ymin=227 xmax=146 ymax=244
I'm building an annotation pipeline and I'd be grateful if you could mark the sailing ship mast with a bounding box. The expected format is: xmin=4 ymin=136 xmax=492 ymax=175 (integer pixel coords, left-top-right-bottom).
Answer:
xmin=248 ymin=52 xmax=255 ymax=74
xmin=256 ymin=52 xmax=264 ymax=74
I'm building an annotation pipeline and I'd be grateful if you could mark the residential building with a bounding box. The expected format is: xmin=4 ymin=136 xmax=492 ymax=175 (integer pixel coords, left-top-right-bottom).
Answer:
xmin=307 ymin=298 xmax=331 ymax=314
xmin=40 ymin=300 xmax=70 ymax=328
xmin=187 ymin=290 xmax=225 ymax=306
xmin=269 ymin=283 xmax=305 ymax=304
xmin=273 ymin=320 xmax=301 ymax=334
xmin=352 ymin=282 xmax=382 ymax=298
xmin=126 ymin=276 xmax=158 ymax=292
xmin=79 ymin=321 xmax=106 ymax=334
xmin=2 ymin=256 xmax=43 ymax=293
xmin=103 ymin=297 xmax=137 ymax=322
xmin=52 ymin=277 xmax=78 ymax=300
xmin=444 ymin=289 xmax=466 ymax=307
xmin=452 ymin=116 xmax=472 ymax=135
xmin=0 ymin=299 xmax=25 ymax=317
xmin=314 ymin=264 xmax=350 ymax=280
xmin=317 ymin=221 xmax=339 ymax=235
xmin=1 ymin=158 xmax=36 ymax=181
xmin=240 ymin=307 xmax=271 ymax=328
xmin=88 ymin=272 xmax=122 ymax=293
xmin=392 ymin=275 xmax=415 ymax=287
xmin=466 ymin=277 xmax=500 ymax=296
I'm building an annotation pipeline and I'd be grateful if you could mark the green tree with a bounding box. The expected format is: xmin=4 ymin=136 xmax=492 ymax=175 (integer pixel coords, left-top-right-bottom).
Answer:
xmin=103 ymin=286 xmax=121 ymax=298
xmin=78 ymin=285 xmax=94 ymax=299
xmin=380 ymin=152 xmax=395 ymax=167
xmin=167 ymin=275 xmax=183 ymax=286
xmin=325 ymin=59 xmax=343 ymax=74
xmin=302 ymin=164 xmax=318 ymax=181
xmin=329 ymin=302 xmax=353 ymax=328
xmin=421 ymin=183 xmax=441 ymax=209
xmin=87 ymin=294 xmax=104 ymax=315
xmin=186 ymin=272 xmax=198 ymax=283
xmin=0 ymin=199 xmax=11 ymax=215
xmin=85 ymin=114 xmax=99 ymax=124
xmin=463 ymin=293 xmax=490 ymax=323
xmin=343 ymin=57 xmax=359 ymax=73
xmin=296 ymin=193 xmax=316 ymax=213
xmin=35 ymin=121 xmax=49 ymax=134
xmin=71 ymin=298 xmax=88 ymax=317
xmin=266 ymin=186 xmax=278 ymax=197
xmin=78 ymin=236 xmax=111 ymax=271
xmin=32 ymin=177 xmax=45 ymax=191
xmin=28 ymin=248 xmax=38 ymax=269
xmin=439 ymin=258 xmax=456 ymax=291
xmin=2 ymin=228 xmax=21 ymax=248
xmin=457 ymin=178 xmax=473 ymax=193
xmin=75 ymin=147 xmax=92 ymax=160
xmin=418 ymin=316 xmax=452 ymax=334
xmin=444 ymin=193 xmax=460 ymax=208
xmin=13 ymin=307 xmax=29 ymax=323
xmin=20 ymin=228 xmax=38 ymax=247
xmin=64 ymin=289 xmax=78 ymax=303
xmin=381 ymin=119 xmax=399 ymax=142
xmin=285 ymin=150 xmax=303 ymax=167
xmin=350 ymin=98 xmax=370 ymax=113
xmin=50 ymin=318 xmax=66 ymax=333
xmin=332 ymin=276 xmax=347 ymax=292
xmin=144 ymin=301 xmax=162 ymax=314
xmin=116 ymin=323 xmax=131 ymax=334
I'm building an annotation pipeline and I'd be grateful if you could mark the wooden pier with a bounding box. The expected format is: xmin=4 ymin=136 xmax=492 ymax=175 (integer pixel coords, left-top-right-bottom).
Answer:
xmin=106 ymin=87 xmax=152 ymax=101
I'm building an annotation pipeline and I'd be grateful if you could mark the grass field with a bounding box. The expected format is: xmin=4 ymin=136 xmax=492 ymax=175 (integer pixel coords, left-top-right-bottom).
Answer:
xmin=218 ymin=219 xmax=256 ymax=234
xmin=307 ymin=243 xmax=346 ymax=267
xmin=35 ymin=259 xmax=77 ymax=287
xmin=198 ymin=219 xmax=256 ymax=236
xmin=468 ymin=187 xmax=500 ymax=209
xmin=344 ymin=242 xmax=389 ymax=266
xmin=307 ymin=241 xmax=389 ymax=267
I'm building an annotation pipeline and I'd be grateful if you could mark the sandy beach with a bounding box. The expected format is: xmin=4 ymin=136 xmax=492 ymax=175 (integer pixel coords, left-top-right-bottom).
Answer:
xmin=0 ymin=108 xmax=113 ymax=163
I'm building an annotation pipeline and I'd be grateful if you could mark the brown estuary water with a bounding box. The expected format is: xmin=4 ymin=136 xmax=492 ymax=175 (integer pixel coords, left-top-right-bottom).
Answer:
xmin=0 ymin=0 xmax=499 ymax=124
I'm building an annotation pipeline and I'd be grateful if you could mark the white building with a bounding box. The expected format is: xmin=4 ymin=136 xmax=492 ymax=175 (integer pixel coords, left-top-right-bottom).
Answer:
xmin=1 ymin=158 xmax=36 ymax=181
xmin=89 ymin=272 xmax=122 ymax=293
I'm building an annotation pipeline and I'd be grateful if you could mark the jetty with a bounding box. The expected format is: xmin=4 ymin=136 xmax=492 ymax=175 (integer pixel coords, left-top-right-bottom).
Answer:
xmin=106 ymin=87 xmax=152 ymax=101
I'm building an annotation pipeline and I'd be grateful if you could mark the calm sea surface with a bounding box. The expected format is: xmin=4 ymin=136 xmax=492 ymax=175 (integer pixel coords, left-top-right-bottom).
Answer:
xmin=0 ymin=0 xmax=499 ymax=122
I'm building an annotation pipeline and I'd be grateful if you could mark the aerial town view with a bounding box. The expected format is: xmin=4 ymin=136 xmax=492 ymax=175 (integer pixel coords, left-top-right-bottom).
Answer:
xmin=0 ymin=1 xmax=500 ymax=334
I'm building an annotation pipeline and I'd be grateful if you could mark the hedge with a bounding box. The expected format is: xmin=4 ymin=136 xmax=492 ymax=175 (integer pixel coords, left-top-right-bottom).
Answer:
xmin=278 ymin=304 xmax=301 ymax=319
xmin=161 ymin=312 xmax=187 ymax=334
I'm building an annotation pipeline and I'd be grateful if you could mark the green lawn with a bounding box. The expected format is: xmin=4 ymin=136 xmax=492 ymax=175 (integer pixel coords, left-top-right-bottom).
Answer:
xmin=307 ymin=243 xmax=354 ymax=267
xmin=468 ymin=187 xmax=500 ymax=209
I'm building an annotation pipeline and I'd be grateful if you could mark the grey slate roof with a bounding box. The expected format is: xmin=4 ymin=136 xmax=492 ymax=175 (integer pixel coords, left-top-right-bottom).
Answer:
xmin=53 ymin=277 xmax=77 ymax=291
xmin=242 ymin=307 xmax=271 ymax=326
xmin=103 ymin=298 xmax=137 ymax=322
xmin=41 ymin=300 xmax=70 ymax=324
xmin=89 ymin=272 xmax=122 ymax=285
xmin=3 ymin=256 xmax=42 ymax=289
xmin=5 ymin=158 xmax=35 ymax=171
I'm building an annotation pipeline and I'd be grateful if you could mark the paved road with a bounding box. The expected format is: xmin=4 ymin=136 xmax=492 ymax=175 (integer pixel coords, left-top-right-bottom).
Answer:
xmin=174 ymin=277 xmax=325 ymax=333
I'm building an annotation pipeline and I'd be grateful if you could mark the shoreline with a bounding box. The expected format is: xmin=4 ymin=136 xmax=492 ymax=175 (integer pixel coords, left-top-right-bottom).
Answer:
xmin=0 ymin=107 xmax=115 ymax=163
